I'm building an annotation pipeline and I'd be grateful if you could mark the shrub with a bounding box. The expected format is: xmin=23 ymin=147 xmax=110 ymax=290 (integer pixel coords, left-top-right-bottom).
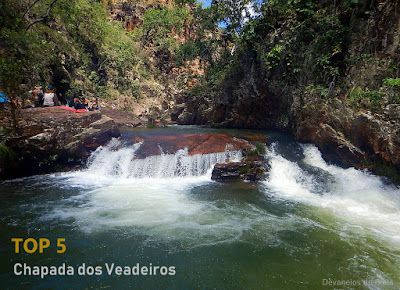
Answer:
xmin=245 ymin=142 xmax=266 ymax=157
xmin=349 ymin=87 xmax=383 ymax=111
xmin=383 ymin=78 xmax=400 ymax=87
xmin=0 ymin=145 xmax=17 ymax=166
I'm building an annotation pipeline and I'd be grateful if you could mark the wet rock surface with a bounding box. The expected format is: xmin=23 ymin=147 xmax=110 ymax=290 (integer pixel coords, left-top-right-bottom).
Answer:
xmin=128 ymin=133 xmax=255 ymax=159
xmin=293 ymin=97 xmax=400 ymax=174
xmin=212 ymin=157 xmax=267 ymax=182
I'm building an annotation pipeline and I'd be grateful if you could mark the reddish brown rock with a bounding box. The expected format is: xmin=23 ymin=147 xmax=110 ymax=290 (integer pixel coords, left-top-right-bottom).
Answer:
xmin=101 ymin=108 xmax=143 ymax=128
xmin=130 ymin=133 xmax=254 ymax=159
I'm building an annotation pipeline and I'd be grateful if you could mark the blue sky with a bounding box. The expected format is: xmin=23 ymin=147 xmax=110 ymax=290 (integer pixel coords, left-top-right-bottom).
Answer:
xmin=200 ymin=0 xmax=211 ymax=7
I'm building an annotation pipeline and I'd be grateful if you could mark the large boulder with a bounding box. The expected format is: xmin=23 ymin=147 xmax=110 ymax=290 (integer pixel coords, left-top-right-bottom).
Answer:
xmin=1 ymin=107 xmax=120 ymax=178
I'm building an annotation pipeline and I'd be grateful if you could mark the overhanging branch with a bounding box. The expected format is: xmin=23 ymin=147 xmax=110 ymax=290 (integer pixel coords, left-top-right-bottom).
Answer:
xmin=23 ymin=0 xmax=41 ymax=19
xmin=26 ymin=0 xmax=60 ymax=31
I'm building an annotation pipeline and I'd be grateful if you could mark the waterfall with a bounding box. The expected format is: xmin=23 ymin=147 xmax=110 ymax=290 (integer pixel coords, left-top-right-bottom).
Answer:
xmin=85 ymin=138 xmax=243 ymax=179
xmin=55 ymin=138 xmax=400 ymax=250
xmin=5 ymin=133 xmax=400 ymax=287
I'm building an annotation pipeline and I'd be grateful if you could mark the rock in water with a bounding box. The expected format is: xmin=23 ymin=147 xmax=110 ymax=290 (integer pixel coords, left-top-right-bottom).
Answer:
xmin=129 ymin=133 xmax=255 ymax=159
xmin=211 ymin=159 xmax=267 ymax=182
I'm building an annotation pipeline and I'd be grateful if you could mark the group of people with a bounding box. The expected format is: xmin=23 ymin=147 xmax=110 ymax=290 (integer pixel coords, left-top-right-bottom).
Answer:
xmin=29 ymin=85 xmax=101 ymax=111
xmin=30 ymin=85 xmax=61 ymax=107
xmin=67 ymin=95 xmax=100 ymax=111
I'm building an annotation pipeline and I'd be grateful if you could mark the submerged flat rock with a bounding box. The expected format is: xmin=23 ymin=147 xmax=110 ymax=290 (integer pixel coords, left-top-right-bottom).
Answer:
xmin=130 ymin=133 xmax=254 ymax=159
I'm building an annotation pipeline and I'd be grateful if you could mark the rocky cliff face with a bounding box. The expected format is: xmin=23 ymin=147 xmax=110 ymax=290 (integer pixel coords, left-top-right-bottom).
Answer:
xmin=287 ymin=1 xmax=400 ymax=178
xmin=105 ymin=0 xmax=203 ymax=119
xmin=292 ymin=93 xmax=400 ymax=171
xmin=109 ymin=0 xmax=177 ymax=32
xmin=0 ymin=107 xmax=120 ymax=179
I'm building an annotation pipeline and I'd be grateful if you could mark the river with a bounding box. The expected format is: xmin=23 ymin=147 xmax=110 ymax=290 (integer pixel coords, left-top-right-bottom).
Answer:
xmin=1 ymin=126 xmax=399 ymax=289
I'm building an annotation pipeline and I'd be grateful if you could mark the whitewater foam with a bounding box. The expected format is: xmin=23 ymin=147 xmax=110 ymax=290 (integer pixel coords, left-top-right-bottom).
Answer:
xmin=84 ymin=138 xmax=242 ymax=180
xmin=50 ymin=140 xmax=400 ymax=252
xmin=264 ymin=143 xmax=400 ymax=249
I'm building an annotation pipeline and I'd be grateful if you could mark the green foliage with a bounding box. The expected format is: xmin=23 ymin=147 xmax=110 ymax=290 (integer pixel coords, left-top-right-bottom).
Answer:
xmin=382 ymin=78 xmax=400 ymax=104
xmin=264 ymin=44 xmax=283 ymax=69
xmin=193 ymin=0 xmax=350 ymax=96
xmin=349 ymin=87 xmax=384 ymax=111
xmin=0 ymin=0 xmax=163 ymax=104
xmin=392 ymin=94 xmax=400 ymax=104
xmin=349 ymin=86 xmax=364 ymax=106
xmin=175 ymin=40 xmax=200 ymax=66
xmin=0 ymin=145 xmax=17 ymax=166
xmin=238 ymin=164 xmax=251 ymax=174
xmin=244 ymin=142 xmax=266 ymax=157
xmin=383 ymin=78 xmax=400 ymax=87
xmin=38 ymin=154 xmax=59 ymax=168
xmin=254 ymin=142 xmax=266 ymax=155
xmin=142 ymin=7 xmax=189 ymax=48
xmin=386 ymin=60 xmax=398 ymax=75
xmin=305 ymin=84 xmax=329 ymax=98
xmin=368 ymin=91 xmax=384 ymax=111
xmin=211 ymin=0 xmax=259 ymax=34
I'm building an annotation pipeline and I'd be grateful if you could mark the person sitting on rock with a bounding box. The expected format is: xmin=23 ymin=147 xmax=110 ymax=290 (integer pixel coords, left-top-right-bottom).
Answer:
xmin=69 ymin=96 xmax=78 ymax=108
xmin=67 ymin=94 xmax=75 ymax=107
xmin=81 ymin=97 xmax=89 ymax=109
xmin=43 ymin=85 xmax=61 ymax=107
xmin=89 ymin=97 xmax=99 ymax=110
xmin=70 ymin=96 xmax=86 ymax=110
xmin=30 ymin=85 xmax=44 ymax=107
xmin=122 ymin=99 xmax=130 ymax=111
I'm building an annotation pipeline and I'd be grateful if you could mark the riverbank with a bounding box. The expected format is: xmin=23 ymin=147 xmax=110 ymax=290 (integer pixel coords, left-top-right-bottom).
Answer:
xmin=0 ymin=107 xmax=121 ymax=179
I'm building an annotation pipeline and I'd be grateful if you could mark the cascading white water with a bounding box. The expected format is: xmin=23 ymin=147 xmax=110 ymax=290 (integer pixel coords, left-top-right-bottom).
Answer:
xmin=264 ymin=143 xmax=400 ymax=249
xmin=85 ymin=138 xmax=243 ymax=179
xmin=53 ymin=139 xmax=400 ymax=254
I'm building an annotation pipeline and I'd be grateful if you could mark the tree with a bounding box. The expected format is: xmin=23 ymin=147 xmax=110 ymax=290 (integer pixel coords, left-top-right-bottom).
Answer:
xmin=141 ymin=6 xmax=190 ymax=48
xmin=24 ymin=0 xmax=61 ymax=30
xmin=211 ymin=0 xmax=262 ymax=34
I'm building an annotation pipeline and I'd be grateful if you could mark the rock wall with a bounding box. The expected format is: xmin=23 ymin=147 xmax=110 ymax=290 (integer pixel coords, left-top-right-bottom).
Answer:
xmin=290 ymin=1 xmax=400 ymax=175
